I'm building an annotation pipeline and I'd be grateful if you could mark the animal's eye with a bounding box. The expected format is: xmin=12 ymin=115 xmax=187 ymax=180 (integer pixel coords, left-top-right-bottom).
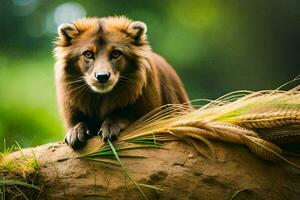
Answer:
xmin=83 ymin=51 xmax=94 ymax=59
xmin=111 ymin=50 xmax=122 ymax=59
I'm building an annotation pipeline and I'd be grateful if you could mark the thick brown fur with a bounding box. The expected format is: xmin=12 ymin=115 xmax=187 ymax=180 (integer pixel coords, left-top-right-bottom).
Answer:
xmin=54 ymin=16 xmax=191 ymax=149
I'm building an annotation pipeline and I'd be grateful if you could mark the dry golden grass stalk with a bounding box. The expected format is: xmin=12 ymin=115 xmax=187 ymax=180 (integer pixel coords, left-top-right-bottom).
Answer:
xmin=93 ymin=82 xmax=300 ymax=170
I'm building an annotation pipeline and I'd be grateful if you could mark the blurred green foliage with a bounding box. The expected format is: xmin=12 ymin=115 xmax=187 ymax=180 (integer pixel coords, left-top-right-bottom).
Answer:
xmin=0 ymin=0 xmax=299 ymax=148
xmin=0 ymin=55 xmax=62 ymax=147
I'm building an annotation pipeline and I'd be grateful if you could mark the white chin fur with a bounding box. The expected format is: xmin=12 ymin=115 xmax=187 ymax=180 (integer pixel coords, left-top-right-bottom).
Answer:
xmin=91 ymin=85 xmax=114 ymax=94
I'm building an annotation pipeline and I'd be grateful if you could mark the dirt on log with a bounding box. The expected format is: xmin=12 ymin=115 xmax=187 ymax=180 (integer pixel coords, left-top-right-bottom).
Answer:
xmin=4 ymin=137 xmax=300 ymax=200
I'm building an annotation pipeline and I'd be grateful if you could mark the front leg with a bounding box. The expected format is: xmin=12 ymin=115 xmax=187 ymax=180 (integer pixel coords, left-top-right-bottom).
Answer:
xmin=101 ymin=117 xmax=130 ymax=141
xmin=62 ymin=105 xmax=90 ymax=149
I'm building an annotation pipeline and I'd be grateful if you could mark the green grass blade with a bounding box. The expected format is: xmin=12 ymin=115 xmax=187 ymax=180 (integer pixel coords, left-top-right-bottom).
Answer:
xmin=230 ymin=188 xmax=250 ymax=200
xmin=108 ymin=140 xmax=148 ymax=200
xmin=3 ymin=139 xmax=6 ymax=154
xmin=0 ymin=139 xmax=16 ymax=156
xmin=127 ymin=136 xmax=164 ymax=146
xmin=13 ymin=185 xmax=30 ymax=200
xmin=138 ymin=183 xmax=163 ymax=191
xmin=1 ymin=185 xmax=5 ymax=200
xmin=81 ymin=143 xmax=160 ymax=159
xmin=0 ymin=180 xmax=40 ymax=190
xmin=83 ymin=158 xmax=121 ymax=166
xmin=14 ymin=141 xmax=26 ymax=159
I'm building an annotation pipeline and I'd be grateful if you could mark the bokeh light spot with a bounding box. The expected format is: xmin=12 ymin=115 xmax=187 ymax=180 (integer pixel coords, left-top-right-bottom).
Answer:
xmin=54 ymin=2 xmax=86 ymax=26
xmin=44 ymin=2 xmax=86 ymax=34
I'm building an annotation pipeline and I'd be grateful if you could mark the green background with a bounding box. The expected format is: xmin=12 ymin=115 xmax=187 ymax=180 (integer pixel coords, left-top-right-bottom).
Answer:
xmin=0 ymin=0 xmax=299 ymax=148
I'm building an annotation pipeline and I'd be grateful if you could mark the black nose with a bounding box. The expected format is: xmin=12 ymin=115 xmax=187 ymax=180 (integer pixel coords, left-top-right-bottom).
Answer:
xmin=95 ymin=72 xmax=111 ymax=83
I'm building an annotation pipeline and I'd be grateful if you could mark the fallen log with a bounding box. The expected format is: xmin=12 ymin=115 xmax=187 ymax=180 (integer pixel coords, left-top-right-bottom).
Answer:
xmin=2 ymin=137 xmax=299 ymax=200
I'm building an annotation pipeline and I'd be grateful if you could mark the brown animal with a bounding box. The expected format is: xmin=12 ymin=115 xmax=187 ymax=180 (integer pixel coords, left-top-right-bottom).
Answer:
xmin=54 ymin=16 xmax=191 ymax=149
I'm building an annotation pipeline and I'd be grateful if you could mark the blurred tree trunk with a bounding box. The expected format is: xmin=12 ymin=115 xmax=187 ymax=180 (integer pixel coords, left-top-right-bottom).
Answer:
xmin=4 ymin=137 xmax=300 ymax=200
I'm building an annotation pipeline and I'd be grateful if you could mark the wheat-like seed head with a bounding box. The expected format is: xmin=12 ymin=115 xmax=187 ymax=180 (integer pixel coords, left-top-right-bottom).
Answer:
xmin=91 ymin=81 xmax=300 ymax=170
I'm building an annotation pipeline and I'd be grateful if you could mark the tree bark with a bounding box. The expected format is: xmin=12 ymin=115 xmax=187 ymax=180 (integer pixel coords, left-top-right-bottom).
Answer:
xmin=4 ymin=137 xmax=300 ymax=200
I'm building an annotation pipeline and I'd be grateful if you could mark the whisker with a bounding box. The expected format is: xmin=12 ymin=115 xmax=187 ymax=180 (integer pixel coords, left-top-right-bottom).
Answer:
xmin=119 ymin=76 xmax=130 ymax=80
xmin=120 ymin=73 xmax=138 ymax=79
xmin=76 ymin=84 xmax=90 ymax=96
xmin=65 ymin=83 xmax=87 ymax=96
xmin=117 ymin=81 xmax=130 ymax=89
xmin=122 ymin=72 xmax=137 ymax=76
xmin=119 ymin=77 xmax=136 ymax=84
xmin=62 ymin=75 xmax=85 ymax=85
xmin=63 ymin=78 xmax=85 ymax=86
xmin=118 ymin=79 xmax=135 ymax=87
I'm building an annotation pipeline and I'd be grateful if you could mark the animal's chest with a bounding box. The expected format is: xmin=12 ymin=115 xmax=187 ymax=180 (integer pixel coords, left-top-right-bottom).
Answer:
xmin=76 ymin=92 xmax=124 ymax=121
xmin=73 ymin=94 xmax=113 ymax=119
xmin=73 ymin=96 xmax=113 ymax=134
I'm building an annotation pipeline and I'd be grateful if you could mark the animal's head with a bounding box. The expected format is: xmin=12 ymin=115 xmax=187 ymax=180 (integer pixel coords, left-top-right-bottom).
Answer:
xmin=54 ymin=16 xmax=151 ymax=94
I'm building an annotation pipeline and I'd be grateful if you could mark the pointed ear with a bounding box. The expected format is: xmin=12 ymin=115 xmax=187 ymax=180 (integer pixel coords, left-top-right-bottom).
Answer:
xmin=128 ymin=21 xmax=147 ymax=41
xmin=57 ymin=23 xmax=79 ymax=45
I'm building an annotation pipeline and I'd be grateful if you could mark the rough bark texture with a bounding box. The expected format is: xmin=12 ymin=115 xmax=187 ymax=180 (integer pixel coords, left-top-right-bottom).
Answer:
xmin=5 ymin=137 xmax=300 ymax=200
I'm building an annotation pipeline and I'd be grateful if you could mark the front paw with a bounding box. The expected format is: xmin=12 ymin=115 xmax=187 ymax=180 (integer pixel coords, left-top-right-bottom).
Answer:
xmin=101 ymin=119 xmax=121 ymax=142
xmin=65 ymin=122 xmax=89 ymax=149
